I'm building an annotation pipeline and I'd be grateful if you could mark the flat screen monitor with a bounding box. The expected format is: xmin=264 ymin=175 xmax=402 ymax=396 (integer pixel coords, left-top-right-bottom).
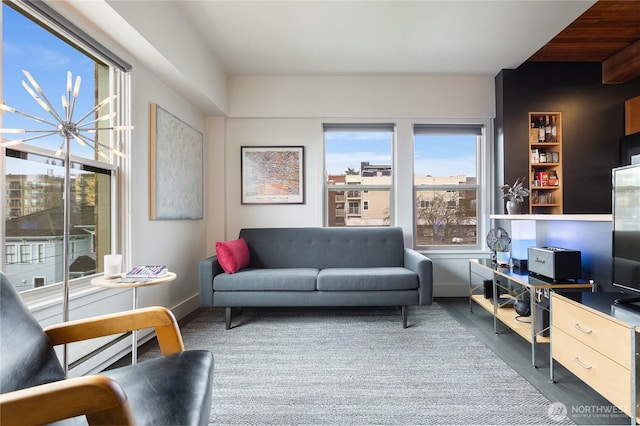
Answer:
xmin=612 ymin=164 xmax=640 ymax=305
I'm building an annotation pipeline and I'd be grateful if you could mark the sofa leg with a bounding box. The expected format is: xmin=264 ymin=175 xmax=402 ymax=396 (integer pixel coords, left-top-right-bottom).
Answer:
xmin=401 ymin=306 xmax=408 ymax=329
xmin=225 ymin=307 xmax=232 ymax=330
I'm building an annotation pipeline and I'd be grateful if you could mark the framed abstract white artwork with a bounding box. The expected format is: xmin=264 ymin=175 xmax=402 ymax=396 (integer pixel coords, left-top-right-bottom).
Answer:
xmin=149 ymin=103 xmax=203 ymax=219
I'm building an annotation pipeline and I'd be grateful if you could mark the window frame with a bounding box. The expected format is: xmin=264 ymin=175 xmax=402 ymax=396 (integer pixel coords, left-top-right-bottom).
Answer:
xmin=19 ymin=244 xmax=32 ymax=264
xmin=323 ymin=123 xmax=396 ymax=227
xmin=412 ymin=123 xmax=488 ymax=252
xmin=1 ymin=1 xmax=130 ymax=296
xmin=4 ymin=143 xmax=120 ymax=282
xmin=37 ymin=243 xmax=45 ymax=263
xmin=6 ymin=244 xmax=18 ymax=264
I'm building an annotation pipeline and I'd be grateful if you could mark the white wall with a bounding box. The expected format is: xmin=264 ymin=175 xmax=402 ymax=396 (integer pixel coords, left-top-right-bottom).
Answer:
xmin=229 ymin=75 xmax=495 ymax=118
xmin=210 ymin=75 xmax=496 ymax=296
xmin=129 ymin=66 xmax=208 ymax=317
xmin=57 ymin=0 xmax=227 ymax=115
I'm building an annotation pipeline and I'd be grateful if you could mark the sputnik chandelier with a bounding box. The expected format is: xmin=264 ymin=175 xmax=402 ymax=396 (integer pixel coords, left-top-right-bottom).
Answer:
xmin=0 ymin=69 xmax=131 ymax=157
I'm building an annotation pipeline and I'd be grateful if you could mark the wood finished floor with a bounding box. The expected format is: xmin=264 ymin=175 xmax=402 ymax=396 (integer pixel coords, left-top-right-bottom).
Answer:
xmin=118 ymin=298 xmax=630 ymax=425
xmin=437 ymin=297 xmax=629 ymax=425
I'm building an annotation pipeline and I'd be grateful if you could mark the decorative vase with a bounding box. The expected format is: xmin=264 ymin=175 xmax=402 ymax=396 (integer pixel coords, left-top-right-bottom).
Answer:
xmin=506 ymin=200 xmax=521 ymax=215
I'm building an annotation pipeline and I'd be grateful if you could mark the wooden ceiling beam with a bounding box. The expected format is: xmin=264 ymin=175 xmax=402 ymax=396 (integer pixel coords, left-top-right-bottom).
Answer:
xmin=527 ymin=1 xmax=640 ymax=79
xmin=602 ymin=38 xmax=640 ymax=83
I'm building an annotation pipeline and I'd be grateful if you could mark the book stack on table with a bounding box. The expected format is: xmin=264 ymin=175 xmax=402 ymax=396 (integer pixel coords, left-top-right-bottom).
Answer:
xmin=125 ymin=265 xmax=168 ymax=278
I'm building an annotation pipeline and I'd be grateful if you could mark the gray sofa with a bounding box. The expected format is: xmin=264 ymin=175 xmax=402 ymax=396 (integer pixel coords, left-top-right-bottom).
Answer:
xmin=199 ymin=227 xmax=433 ymax=329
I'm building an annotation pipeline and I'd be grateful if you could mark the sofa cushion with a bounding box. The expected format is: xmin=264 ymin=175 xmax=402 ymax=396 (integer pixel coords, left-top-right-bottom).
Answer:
xmin=216 ymin=238 xmax=250 ymax=273
xmin=317 ymin=267 xmax=418 ymax=291
xmin=239 ymin=227 xmax=405 ymax=269
xmin=214 ymin=268 xmax=319 ymax=291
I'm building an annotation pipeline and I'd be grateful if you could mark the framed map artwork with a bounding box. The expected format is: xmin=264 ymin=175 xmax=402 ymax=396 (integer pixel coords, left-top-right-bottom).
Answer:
xmin=241 ymin=146 xmax=305 ymax=204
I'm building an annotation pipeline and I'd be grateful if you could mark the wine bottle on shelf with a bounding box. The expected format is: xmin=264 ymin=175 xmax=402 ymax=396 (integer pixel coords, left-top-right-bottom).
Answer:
xmin=530 ymin=121 xmax=537 ymax=143
xmin=545 ymin=115 xmax=551 ymax=142
xmin=551 ymin=115 xmax=557 ymax=142
xmin=538 ymin=116 xmax=545 ymax=142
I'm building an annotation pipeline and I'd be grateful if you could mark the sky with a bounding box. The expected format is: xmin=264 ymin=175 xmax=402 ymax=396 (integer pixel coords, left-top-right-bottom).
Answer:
xmin=325 ymin=131 xmax=477 ymax=178
xmin=2 ymin=4 xmax=97 ymax=162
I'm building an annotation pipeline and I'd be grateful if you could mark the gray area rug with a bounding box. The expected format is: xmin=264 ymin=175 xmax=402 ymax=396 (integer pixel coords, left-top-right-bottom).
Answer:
xmin=141 ymin=304 xmax=574 ymax=425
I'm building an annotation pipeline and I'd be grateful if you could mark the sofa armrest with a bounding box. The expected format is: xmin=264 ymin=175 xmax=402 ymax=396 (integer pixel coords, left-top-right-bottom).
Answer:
xmin=404 ymin=248 xmax=434 ymax=305
xmin=199 ymin=255 xmax=224 ymax=306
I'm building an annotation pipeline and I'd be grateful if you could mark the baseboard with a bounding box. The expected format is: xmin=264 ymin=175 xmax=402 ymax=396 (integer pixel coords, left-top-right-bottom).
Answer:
xmin=172 ymin=293 xmax=201 ymax=321
xmin=434 ymin=282 xmax=469 ymax=298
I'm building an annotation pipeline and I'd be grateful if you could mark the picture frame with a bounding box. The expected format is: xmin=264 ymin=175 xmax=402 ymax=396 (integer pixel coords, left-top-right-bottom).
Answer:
xmin=241 ymin=146 xmax=305 ymax=204
xmin=149 ymin=103 xmax=204 ymax=219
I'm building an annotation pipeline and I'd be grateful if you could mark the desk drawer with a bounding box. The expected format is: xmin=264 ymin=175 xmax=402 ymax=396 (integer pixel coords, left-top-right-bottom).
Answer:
xmin=553 ymin=327 xmax=631 ymax=416
xmin=552 ymin=295 xmax=631 ymax=368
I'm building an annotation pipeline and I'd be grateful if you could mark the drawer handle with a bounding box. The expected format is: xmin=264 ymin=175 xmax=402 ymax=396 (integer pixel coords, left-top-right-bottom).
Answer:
xmin=573 ymin=323 xmax=593 ymax=334
xmin=573 ymin=357 xmax=592 ymax=370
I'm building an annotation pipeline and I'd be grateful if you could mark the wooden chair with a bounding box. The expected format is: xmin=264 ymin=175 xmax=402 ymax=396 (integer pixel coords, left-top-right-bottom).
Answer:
xmin=0 ymin=272 xmax=214 ymax=425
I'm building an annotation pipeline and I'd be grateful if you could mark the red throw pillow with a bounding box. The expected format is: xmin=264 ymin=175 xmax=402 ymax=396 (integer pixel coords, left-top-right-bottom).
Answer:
xmin=216 ymin=238 xmax=250 ymax=274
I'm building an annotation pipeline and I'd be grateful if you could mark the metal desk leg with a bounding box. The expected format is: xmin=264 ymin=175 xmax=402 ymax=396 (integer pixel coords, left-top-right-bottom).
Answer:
xmin=469 ymin=263 xmax=473 ymax=313
xmin=550 ymin=300 xmax=555 ymax=383
xmin=492 ymin=277 xmax=498 ymax=334
xmin=530 ymin=287 xmax=537 ymax=367
xmin=132 ymin=287 xmax=138 ymax=364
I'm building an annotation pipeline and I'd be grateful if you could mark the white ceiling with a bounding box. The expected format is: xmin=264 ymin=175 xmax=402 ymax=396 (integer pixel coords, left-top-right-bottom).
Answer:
xmin=177 ymin=0 xmax=596 ymax=76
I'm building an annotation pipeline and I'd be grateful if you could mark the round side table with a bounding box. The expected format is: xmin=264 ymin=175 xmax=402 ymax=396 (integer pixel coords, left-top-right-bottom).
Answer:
xmin=91 ymin=272 xmax=176 ymax=363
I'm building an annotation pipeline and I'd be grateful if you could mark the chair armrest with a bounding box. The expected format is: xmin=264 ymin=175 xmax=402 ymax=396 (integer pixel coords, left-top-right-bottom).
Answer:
xmin=44 ymin=307 xmax=184 ymax=356
xmin=199 ymin=255 xmax=224 ymax=307
xmin=0 ymin=375 xmax=135 ymax=425
xmin=404 ymin=248 xmax=434 ymax=305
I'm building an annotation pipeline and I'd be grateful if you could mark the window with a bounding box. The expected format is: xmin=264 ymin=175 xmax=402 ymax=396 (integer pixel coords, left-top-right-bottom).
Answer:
xmin=6 ymin=245 xmax=17 ymax=264
xmin=413 ymin=124 xmax=484 ymax=248
xmin=37 ymin=243 xmax=45 ymax=263
xmin=19 ymin=244 xmax=32 ymax=264
xmin=2 ymin=1 xmax=130 ymax=292
xmin=324 ymin=124 xmax=394 ymax=227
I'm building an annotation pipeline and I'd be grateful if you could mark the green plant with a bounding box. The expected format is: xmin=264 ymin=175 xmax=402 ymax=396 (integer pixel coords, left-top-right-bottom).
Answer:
xmin=499 ymin=177 xmax=530 ymax=202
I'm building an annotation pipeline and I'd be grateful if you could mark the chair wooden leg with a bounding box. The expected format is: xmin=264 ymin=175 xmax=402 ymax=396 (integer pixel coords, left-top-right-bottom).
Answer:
xmin=401 ymin=306 xmax=408 ymax=329
xmin=225 ymin=307 xmax=232 ymax=330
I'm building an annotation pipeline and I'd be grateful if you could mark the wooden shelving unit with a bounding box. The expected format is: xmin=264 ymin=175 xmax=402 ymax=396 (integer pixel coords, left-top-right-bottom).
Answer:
xmin=529 ymin=112 xmax=563 ymax=214
xmin=470 ymin=294 xmax=548 ymax=343
xmin=468 ymin=259 xmax=593 ymax=367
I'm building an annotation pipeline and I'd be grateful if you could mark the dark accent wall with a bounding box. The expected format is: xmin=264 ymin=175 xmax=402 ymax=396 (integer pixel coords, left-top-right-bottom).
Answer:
xmin=495 ymin=62 xmax=640 ymax=214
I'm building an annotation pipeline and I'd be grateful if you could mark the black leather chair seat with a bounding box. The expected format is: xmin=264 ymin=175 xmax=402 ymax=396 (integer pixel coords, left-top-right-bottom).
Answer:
xmin=103 ymin=350 xmax=214 ymax=425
